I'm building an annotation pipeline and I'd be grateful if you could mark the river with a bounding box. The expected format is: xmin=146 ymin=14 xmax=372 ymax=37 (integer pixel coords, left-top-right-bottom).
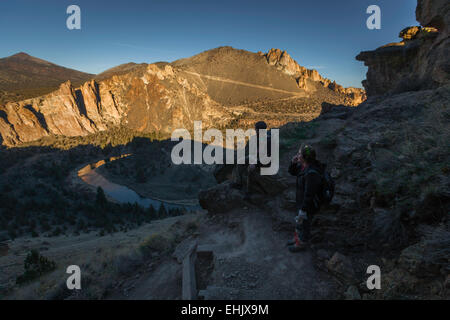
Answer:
xmin=77 ymin=155 xmax=198 ymax=211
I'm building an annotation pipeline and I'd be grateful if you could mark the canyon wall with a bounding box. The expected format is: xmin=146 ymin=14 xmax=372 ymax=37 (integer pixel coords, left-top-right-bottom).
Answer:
xmin=0 ymin=47 xmax=366 ymax=146
xmin=0 ymin=64 xmax=231 ymax=146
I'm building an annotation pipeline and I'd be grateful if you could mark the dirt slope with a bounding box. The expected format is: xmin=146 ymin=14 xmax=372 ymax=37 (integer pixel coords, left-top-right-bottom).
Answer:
xmin=0 ymin=52 xmax=94 ymax=105
xmin=172 ymin=46 xmax=305 ymax=105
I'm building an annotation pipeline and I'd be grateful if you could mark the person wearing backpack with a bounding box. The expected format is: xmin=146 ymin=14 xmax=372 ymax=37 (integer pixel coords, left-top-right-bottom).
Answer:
xmin=287 ymin=144 xmax=328 ymax=252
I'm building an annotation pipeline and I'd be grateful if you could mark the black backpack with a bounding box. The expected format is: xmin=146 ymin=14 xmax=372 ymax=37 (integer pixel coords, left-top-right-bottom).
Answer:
xmin=308 ymin=165 xmax=335 ymax=206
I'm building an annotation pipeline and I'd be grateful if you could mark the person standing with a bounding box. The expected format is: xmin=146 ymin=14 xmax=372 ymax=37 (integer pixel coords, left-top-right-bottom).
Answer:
xmin=287 ymin=145 xmax=324 ymax=252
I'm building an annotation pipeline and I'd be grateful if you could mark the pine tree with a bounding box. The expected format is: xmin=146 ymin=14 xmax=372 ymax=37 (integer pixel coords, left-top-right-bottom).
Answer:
xmin=96 ymin=186 xmax=107 ymax=208
xmin=158 ymin=203 xmax=168 ymax=219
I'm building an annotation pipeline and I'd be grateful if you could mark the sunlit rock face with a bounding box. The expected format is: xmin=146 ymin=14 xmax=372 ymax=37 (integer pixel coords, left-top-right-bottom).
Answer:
xmin=263 ymin=48 xmax=365 ymax=105
xmin=0 ymin=47 xmax=366 ymax=146
xmin=356 ymin=0 xmax=450 ymax=96
xmin=0 ymin=64 xmax=231 ymax=146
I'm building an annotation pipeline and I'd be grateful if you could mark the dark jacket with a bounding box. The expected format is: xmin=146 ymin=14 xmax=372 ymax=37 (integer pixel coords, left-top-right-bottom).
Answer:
xmin=288 ymin=160 xmax=324 ymax=214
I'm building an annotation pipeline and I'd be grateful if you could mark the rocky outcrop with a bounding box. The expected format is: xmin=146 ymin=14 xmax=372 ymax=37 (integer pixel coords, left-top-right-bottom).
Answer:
xmin=356 ymin=0 xmax=450 ymax=96
xmin=326 ymin=252 xmax=357 ymax=284
xmin=0 ymin=80 xmax=120 ymax=145
xmin=264 ymin=48 xmax=365 ymax=105
xmin=198 ymin=181 xmax=246 ymax=214
xmin=0 ymin=64 xmax=231 ymax=146
xmin=199 ymin=174 xmax=288 ymax=214
xmin=416 ymin=0 xmax=450 ymax=38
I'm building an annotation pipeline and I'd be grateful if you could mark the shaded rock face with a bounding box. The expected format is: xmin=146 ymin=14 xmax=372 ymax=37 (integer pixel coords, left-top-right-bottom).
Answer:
xmin=0 ymin=242 xmax=9 ymax=257
xmin=0 ymin=64 xmax=231 ymax=146
xmin=264 ymin=49 xmax=366 ymax=106
xmin=416 ymin=0 xmax=450 ymax=37
xmin=357 ymin=0 xmax=450 ymax=96
xmin=326 ymin=252 xmax=357 ymax=284
xmin=398 ymin=243 xmax=441 ymax=277
xmin=198 ymin=181 xmax=246 ymax=214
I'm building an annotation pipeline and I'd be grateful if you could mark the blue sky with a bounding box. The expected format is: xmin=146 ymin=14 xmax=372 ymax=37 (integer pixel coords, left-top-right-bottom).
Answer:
xmin=0 ymin=0 xmax=418 ymax=88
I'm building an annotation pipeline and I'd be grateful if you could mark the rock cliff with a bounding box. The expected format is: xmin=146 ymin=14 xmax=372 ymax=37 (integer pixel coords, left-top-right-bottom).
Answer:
xmin=0 ymin=47 xmax=365 ymax=146
xmin=263 ymin=48 xmax=366 ymax=105
xmin=0 ymin=64 xmax=231 ymax=145
xmin=356 ymin=0 xmax=449 ymax=96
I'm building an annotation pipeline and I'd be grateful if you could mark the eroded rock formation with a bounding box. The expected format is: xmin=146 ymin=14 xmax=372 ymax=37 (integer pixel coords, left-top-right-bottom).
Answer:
xmin=356 ymin=0 xmax=449 ymax=96
xmin=263 ymin=48 xmax=366 ymax=105
xmin=0 ymin=64 xmax=231 ymax=145
xmin=0 ymin=47 xmax=366 ymax=146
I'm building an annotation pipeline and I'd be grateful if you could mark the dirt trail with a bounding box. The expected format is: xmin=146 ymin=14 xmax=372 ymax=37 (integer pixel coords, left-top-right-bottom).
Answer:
xmin=120 ymin=208 xmax=338 ymax=300
xmin=182 ymin=71 xmax=306 ymax=96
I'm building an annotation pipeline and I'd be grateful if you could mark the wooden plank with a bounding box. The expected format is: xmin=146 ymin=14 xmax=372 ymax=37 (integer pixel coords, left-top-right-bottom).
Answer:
xmin=182 ymin=244 xmax=197 ymax=300
xmin=196 ymin=244 xmax=214 ymax=260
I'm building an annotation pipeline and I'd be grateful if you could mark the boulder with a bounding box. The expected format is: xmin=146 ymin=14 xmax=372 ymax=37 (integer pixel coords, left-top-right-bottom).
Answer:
xmin=399 ymin=26 xmax=421 ymax=40
xmin=373 ymin=268 xmax=420 ymax=299
xmin=198 ymin=181 xmax=246 ymax=213
xmin=327 ymin=252 xmax=357 ymax=284
xmin=357 ymin=0 xmax=450 ymax=96
xmin=344 ymin=285 xmax=361 ymax=300
xmin=445 ymin=274 xmax=450 ymax=289
xmin=316 ymin=249 xmax=332 ymax=261
xmin=398 ymin=243 xmax=441 ymax=277
xmin=416 ymin=0 xmax=450 ymax=37
xmin=213 ymin=164 xmax=234 ymax=183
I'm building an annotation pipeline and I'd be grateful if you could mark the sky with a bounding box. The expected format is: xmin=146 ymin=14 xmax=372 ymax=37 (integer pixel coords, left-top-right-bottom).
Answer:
xmin=0 ymin=0 xmax=418 ymax=88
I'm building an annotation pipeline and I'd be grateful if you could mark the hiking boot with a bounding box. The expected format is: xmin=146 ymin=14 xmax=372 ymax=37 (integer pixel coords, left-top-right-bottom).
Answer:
xmin=288 ymin=241 xmax=308 ymax=253
xmin=286 ymin=238 xmax=296 ymax=246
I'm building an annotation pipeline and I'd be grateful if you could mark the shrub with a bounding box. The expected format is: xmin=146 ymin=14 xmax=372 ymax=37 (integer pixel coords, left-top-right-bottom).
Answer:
xmin=158 ymin=203 xmax=168 ymax=218
xmin=139 ymin=233 xmax=175 ymax=255
xmin=114 ymin=251 xmax=144 ymax=276
xmin=16 ymin=250 xmax=56 ymax=285
xmin=51 ymin=227 xmax=62 ymax=237
xmin=369 ymin=209 xmax=408 ymax=250
xmin=96 ymin=187 xmax=107 ymax=208
xmin=420 ymin=224 xmax=450 ymax=273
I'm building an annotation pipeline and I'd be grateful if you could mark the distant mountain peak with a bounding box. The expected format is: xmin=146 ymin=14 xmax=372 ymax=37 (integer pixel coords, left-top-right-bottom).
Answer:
xmin=11 ymin=52 xmax=32 ymax=58
xmin=0 ymin=52 xmax=94 ymax=105
xmin=4 ymin=52 xmax=55 ymax=66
